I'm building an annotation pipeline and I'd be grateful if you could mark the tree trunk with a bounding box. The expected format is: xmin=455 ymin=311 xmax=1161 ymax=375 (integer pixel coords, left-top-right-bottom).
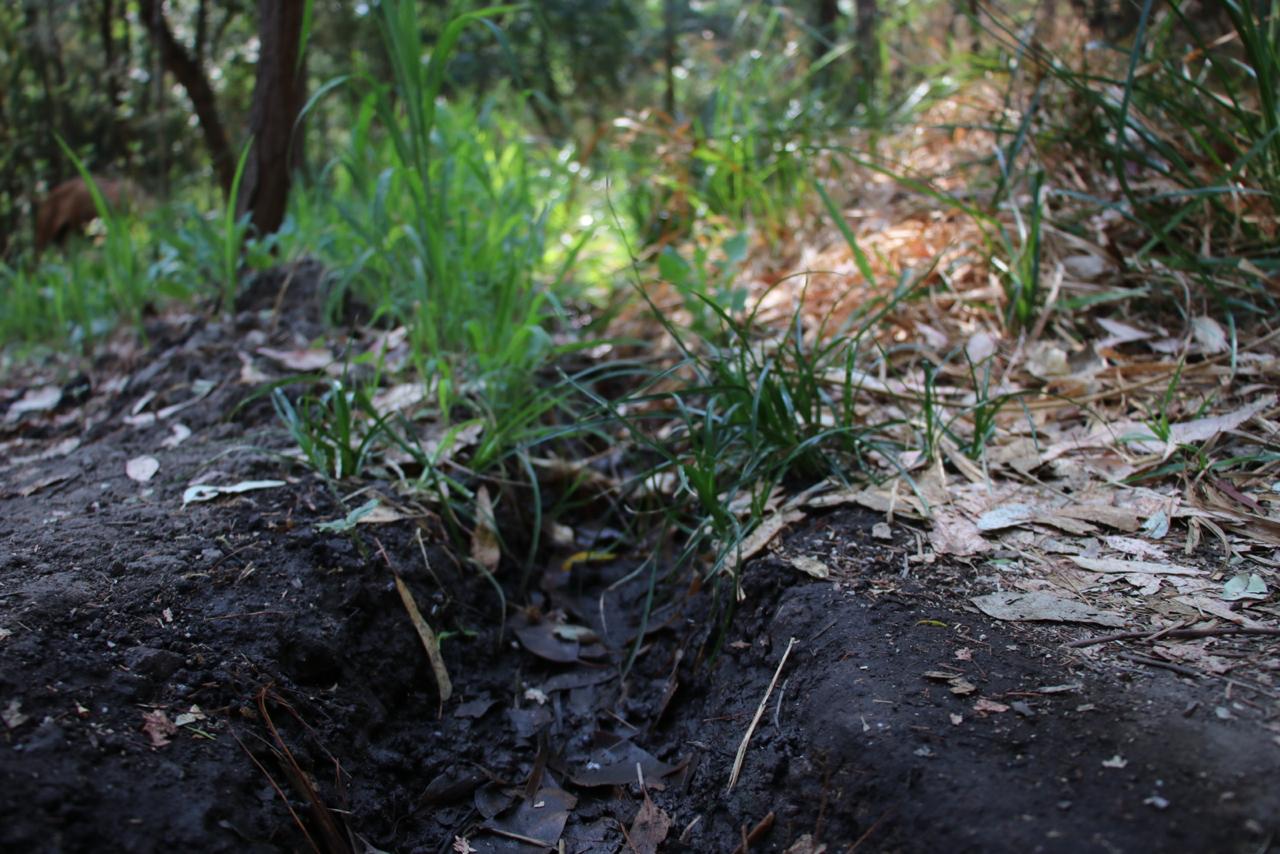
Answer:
xmin=662 ymin=0 xmax=677 ymax=117
xmin=854 ymin=0 xmax=880 ymax=87
xmin=100 ymin=0 xmax=124 ymax=164
xmin=813 ymin=0 xmax=840 ymax=64
xmin=137 ymin=0 xmax=234 ymax=195
xmin=238 ymin=0 xmax=307 ymax=238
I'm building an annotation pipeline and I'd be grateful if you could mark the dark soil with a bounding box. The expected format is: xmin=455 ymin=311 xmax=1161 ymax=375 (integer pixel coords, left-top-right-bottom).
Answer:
xmin=2 ymin=265 xmax=1277 ymax=853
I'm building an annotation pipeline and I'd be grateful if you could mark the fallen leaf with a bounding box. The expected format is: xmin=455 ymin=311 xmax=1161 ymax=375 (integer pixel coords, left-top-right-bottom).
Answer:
xmin=971 ymin=591 xmax=1126 ymax=627
xmin=481 ymin=785 xmax=575 ymax=848
xmin=1101 ymin=535 xmax=1165 ymax=559
xmin=871 ymin=522 xmax=893 ymax=540
xmin=470 ymin=487 xmax=500 ymax=572
xmin=141 ymin=709 xmax=177 ymax=748
xmin=569 ymin=741 xmax=677 ymax=788
xmin=1126 ymin=396 xmax=1276 ymax=453
xmin=393 ymin=574 xmax=452 ymax=701
xmin=785 ymin=835 xmax=828 ymax=854
xmin=1025 ymin=341 xmax=1070 ymax=378
xmin=182 ymin=480 xmax=286 ymax=506
xmin=316 ymin=498 xmax=381 ymax=533
xmin=237 ymin=352 xmax=270 ymax=384
xmin=734 ymin=509 xmax=806 ymax=565
xmin=173 ymin=705 xmax=207 ymax=727
xmin=1070 ymin=555 xmax=1203 ymax=576
xmin=2 ymin=699 xmax=29 ymax=729
xmin=976 ymin=504 xmax=1037 ymax=532
xmin=1191 ymin=316 xmax=1228 ymax=354
xmin=929 ymin=510 xmax=990 ymax=556
xmin=973 ymin=698 xmax=1009 ymax=714
xmin=789 ymin=555 xmax=830 ymax=579
xmin=1101 ymin=754 xmax=1128 ymax=769
xmin=126 ymin=455 xmax=160 ymax=483
xmin=1095 ymin=317 xmax=1151 ymax=349
xmin=371 ymin=383 xmax=426 ymax=415
xmin=1174 ymin=595 xmax=1267 ymax=628
xmin=15 ymin=471 xmax=75 ymax=498
xmin=256 ymin=346 xmax=334 ymax=371
xmin=628 ymin=791 xmax=672 ymax=854
xmin=454 ymin=697 xmax=498 ymax=720
xmin=966 ymin=331 xmax=998 ymax=364
xmin=161 ymin=423 xmax=192 ymax=448
xmin=5 ymin=386 xmax=61 ymax=422
xmin=514 ymin=622 xmax=580 ymax=664
xmin=1064 ymin=254 xmax=1106 ymax=280
xmin=1221 ymin=573 xmax=1268 ymax=601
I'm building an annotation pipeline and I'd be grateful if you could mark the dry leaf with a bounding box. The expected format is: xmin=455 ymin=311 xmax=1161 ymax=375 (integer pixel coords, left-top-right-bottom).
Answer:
xmin=1070 ymin=555 xmax=1203 ymax=576
xmin=2 ymin=699 xmax=29 ymax=729
xmin=971 ymin=591 xmax=1125 ymax=627
xmin=973 ymin=698 xmax=1009 ymax=714
xmin=141 ymin=709 xmax=177 ymax=748
xmin=182 ymin=480 xmax=285 ymax=507
xmin=5 ymin=386 xmax=61 ymax=422
xmin=789 ymin=555 xmax=830 ymax=579
xmin=255 ymin=346 xmax=334 ymax=371
xmin=734 ymin=509 xmax=806 ymax=565
xmin=126 ymin=455 xmax=160 ymax=483
xmin=1191 ymin=316 xmax=1228 ymax=354
xmin=965 ymin=331 xmax=998 ymax=364
xmin=1064 ymin=254 xmax=1106 ymax=280
xmin=161 ymin=423 xmax=192 ymax=449
xmin=470 ymin=487 xmax=500 ymax=572
xmin=393 ymin=574 xmax=452 ymax=701
xmin=627 ymin=792 xmax=672 ymax=854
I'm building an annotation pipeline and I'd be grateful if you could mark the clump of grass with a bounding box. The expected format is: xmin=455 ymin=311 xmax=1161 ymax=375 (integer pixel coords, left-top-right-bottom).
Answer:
xmin=310 ymin=1 xmax=566 ymax=423
xmin=982 ymin=0 xmax=1280 ymax=322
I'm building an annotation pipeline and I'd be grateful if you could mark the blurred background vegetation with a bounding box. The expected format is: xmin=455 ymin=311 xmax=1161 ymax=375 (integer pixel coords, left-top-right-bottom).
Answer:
xmin=0 ymin=0 xmax=981 ymax=259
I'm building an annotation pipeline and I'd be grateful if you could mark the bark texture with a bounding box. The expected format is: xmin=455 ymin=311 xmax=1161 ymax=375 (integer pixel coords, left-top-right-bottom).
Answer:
xmin=239 ymin=0 xmax=307 ymax=237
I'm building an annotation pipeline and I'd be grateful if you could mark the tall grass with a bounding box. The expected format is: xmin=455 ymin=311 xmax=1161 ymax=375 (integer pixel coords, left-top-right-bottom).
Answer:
xmin=308 ymin=1 xmax=571 ymax=425
xmin=984 ymin=0 xmax=1280 ymax=316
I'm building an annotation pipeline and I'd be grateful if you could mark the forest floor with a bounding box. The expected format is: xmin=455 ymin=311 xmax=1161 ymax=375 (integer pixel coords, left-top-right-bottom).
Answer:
xmin=2 ymin=266 xmax=1278 ymax=853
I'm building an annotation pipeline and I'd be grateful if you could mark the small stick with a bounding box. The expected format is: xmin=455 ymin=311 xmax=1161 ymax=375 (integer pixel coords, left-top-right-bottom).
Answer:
xmin=729 ymin=811 xmax=775 ymax=854
xmin=393 ymin=573 xmax=453 ymax=704
xmin=1119 ymin=652 xmax=1202 ymax=679
xmin=1066 ymin=625 xmax=1280 ymax=648
xmin=727 ymin=637 xmax=796 ymax=791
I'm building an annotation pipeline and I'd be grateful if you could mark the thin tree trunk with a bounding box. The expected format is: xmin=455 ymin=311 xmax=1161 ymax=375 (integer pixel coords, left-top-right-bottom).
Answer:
xmin=814 ymin=0 xmax=840 ymax=64
xmin=101 ymin=0 xmax=123 ymax=163
xmin=239 ymin=0 xmax=307 ymax=237
xmin=137 ymin=0 xmax=234 ymax=195
xmin=854 ymin=0 xmax=880 ymax=87
xmin=662 ymin=0 xmax=677 ymax=117
xmin=194 ymin=0 xmax=208 ymax=64
xmin=24 ymin=2 xmax=64 ymax=177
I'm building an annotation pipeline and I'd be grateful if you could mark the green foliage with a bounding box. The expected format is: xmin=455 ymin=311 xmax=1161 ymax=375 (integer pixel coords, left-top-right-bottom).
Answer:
xmin=987 ymin=0 xmax=1280 ymax=313
xmin=271 ymin=378 xmax=391 ymax=481
xmin=309 ymin=1 xmax=564 ymax=432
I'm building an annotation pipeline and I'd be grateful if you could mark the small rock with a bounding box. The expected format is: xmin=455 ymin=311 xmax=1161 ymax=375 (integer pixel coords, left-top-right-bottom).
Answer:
xmin=123 ymin=646 xmax=184 ymax=679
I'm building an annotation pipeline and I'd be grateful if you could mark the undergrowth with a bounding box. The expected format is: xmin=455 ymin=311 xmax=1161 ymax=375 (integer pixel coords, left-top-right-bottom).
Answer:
xmin=5 ymin=1 xmax=1275 ymax=621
